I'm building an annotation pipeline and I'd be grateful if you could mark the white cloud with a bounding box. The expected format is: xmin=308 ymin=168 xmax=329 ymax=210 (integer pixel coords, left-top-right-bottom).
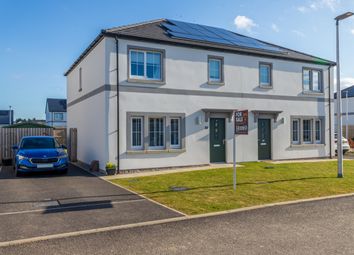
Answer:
xmin=292 ymin=30 xmax=306 ymax=37
xmin=351 ymin=29 xmax=354 ymax=35
xmin=271 ymin=23 xmax=280 ymax=32
xmin=340 ymin=77 xmax=354 ymax=89
xmin=297 ymin=6 xmax=309 ymax=13
xmin=234 ymin=16 xmax=257 ymax=32
xmin=297 ymin=0 xmax=340 ymax=13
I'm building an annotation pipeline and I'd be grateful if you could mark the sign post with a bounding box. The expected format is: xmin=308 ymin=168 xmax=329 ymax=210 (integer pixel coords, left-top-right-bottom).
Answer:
xmin=233 ymin=110 xmax=249 ymax=190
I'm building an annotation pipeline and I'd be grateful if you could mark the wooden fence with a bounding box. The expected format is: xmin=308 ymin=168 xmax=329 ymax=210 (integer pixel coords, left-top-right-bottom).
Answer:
xmin=0 ymin=127 xmax=65 ymax=163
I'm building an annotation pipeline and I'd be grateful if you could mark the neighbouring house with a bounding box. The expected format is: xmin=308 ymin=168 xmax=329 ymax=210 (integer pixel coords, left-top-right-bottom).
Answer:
xmin=65 ymin=19 xmax=336 ymax=172
xmin=334 ymin=85 xmax=354 ymax=139
xmin=0 ymin=110 xmax=13 ymax=127
xmin=45 ymin=98 xmax=67 ymax=127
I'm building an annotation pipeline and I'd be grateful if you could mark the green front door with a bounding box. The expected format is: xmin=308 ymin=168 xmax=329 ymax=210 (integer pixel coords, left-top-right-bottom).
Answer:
xmin=210 ymin=118 xmax=226 ymax=163
xmin=258 ymin=119 xmax=271 ymax=160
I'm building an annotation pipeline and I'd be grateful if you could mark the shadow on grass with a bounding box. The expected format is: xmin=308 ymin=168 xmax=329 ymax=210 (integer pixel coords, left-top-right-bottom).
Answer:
xmin=134 ymin=176 xmax=336 ymax=196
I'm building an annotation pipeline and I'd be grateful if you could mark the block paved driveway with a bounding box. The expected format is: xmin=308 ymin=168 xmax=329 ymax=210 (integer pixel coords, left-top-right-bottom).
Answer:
xmin=0 ymin=164 xmax=182 ymax=243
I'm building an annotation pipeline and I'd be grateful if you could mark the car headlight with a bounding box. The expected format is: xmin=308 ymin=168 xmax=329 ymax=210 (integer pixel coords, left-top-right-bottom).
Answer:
xmin=17 ymin=155 xmax=27 ymax=160
xmin=58 ymin=154 xmax=68 ymax=159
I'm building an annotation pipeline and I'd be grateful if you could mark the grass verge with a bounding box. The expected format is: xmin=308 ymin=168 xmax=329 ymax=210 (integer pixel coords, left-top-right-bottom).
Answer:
xmin=111 ymin=161 xmax=354 ymax=215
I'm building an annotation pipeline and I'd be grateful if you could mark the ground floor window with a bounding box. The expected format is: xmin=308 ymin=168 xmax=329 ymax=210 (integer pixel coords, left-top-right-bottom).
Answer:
xmin=131 ymin=117 xmax=143 ymax=149
xmin=292 ymin=119 xmax=300 ymax=144
xmin=291 ymin=116 xmax=324 ymax=145
xmin=127 ymin=113 xmax=185 ymax=151
xmin=170 ymin=118 xmax=181 ymax=148
xmin=303 ymin=119 xmax=313 ymax=144
xmin=149 ymin=117 xmax=165 ymax=149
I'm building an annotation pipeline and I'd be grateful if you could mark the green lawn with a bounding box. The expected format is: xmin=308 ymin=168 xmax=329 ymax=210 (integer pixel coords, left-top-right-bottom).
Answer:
xmin=111 ymin=161 xmax=354 ymax=215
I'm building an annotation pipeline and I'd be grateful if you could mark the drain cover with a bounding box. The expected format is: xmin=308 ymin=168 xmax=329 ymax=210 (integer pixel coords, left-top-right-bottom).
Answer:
xmin=264 ymin=166 xmax=274 ymax=169
xmin=169 ymin=186 xmax=189 ymax=191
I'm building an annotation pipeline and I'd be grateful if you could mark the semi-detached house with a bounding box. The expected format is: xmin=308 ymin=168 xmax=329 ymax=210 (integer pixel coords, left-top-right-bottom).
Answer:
xmin=65 ymin=19 xmax=336 ymax=172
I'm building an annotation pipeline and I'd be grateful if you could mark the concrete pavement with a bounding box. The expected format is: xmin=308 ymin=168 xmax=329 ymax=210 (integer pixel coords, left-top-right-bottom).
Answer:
xmin=3 ymin=194 xmax=354 ymax=254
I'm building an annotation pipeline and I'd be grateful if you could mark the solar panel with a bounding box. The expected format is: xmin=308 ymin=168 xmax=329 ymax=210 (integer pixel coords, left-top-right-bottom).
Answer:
xmin=162 ymin=20 xmax=286 ymax=54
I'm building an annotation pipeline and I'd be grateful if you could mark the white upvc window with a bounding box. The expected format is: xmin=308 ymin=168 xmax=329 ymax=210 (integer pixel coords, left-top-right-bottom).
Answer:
xmin=54 ymin=113 xmax=64 ymax=121
xmin=303 ymin=119 xmax=313 ymax=144
xmin=292 ymin=119 xmax=300 ymax=144
xmin=170 ymin=118 xmax=181 ymax=149
xmin=208 ymin=57 xmax=222 ymax=83
xmin=315 ymin=119 xmax=321 ymax=144
xmin=131 ymin=117 xmax=143 ymax=149
xmin=259 ymin=63 xmax=272 ymax=87
xmin=129 ymin=49 xmax=162 ymax=80
xmin=149 ymin=117 xmax=165 ymax=149
xmin=303 ymin=68 xmax=322 ymax=92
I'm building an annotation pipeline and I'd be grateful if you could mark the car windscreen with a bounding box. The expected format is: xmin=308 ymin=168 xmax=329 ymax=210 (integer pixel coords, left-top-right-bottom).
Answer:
xmin=21 ymin=138 xmax=59 ymax=149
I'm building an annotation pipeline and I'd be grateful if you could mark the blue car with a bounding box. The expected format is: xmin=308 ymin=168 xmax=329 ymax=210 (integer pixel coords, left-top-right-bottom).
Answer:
xmin=13 ymin=136 xmax=68 ymax=176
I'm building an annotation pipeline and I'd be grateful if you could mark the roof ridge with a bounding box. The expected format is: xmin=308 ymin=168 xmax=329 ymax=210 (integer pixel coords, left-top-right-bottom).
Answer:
xmin=105 ymin=18 xmax=166 ymax=33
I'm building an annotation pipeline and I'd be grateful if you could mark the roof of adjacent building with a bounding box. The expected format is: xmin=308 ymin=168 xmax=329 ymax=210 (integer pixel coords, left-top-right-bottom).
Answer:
xmin=0 ymin=110 xmax=13 ymax=125
xmin=64 ymin=18 xmax=336 ymax=76
xmin=46 ymin=98 xmax=67 ymax=112
xmin=334 ymin=85 xmax=354 ymax=99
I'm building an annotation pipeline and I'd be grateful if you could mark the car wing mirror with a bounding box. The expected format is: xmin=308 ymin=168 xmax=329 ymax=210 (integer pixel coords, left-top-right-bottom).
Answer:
xmin=12 ymin=145 xmax=18 ymax=150
xmin=61 ymin=145 xmax=67 ymax=149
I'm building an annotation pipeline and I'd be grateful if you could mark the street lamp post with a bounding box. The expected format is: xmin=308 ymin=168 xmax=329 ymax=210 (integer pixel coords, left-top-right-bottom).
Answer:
xmin=346 ymin=91 xmax=349 ymax=139
xmin=335 ymin=12 xmax=353 ymax=178
xmin=9 ymin=106 xmax=12 ymax=125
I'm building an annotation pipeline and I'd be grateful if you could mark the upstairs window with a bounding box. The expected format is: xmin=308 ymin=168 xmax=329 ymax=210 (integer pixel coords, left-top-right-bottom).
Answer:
xmin=259 ymin=63 xmax=272 ymax=87
xmin=208 ymin=56 xmax=223 ymax=84
xmin=129 ymin=48 xmax=163 ymax=81
xmin=303 ymin=68 xmax=322 ymax=92
xmin=79 ymin=67 xmax=82 ymax=92
xmin=54 ymin=113 xmax=64 ymax=121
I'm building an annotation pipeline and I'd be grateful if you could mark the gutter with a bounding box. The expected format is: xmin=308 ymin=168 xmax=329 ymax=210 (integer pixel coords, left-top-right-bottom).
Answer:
xmin=115 ymin=36 xmax=120 ymax=173
xmin=328 ymin=66 xmax=332 ymax=158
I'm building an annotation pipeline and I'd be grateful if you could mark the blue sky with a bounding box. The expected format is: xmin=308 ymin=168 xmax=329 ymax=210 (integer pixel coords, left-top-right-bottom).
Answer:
xmin=0 ymin=0 xmax=353 ymax=119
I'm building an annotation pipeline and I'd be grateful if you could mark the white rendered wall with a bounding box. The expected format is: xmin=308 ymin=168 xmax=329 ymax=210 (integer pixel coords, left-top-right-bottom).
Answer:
xmin=103 ymin=38 xmax=334 ymax=170
xmin=67 ymin=38 xmax=109 ymax=170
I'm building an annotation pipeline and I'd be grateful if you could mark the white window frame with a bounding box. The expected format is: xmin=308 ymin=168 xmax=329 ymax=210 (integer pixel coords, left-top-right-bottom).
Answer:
xmin=302 ymin=119 xmax=313 ymax=144
xmin=148 ymin=117 xmax=165 ymax=150
xmin=170 ymin=118 xmax=181 ymax=149
xmin=131 ymin=117 xmax=144 ymax=150
xmin=54 ymin=112 xmax=64 ymax=121
xmin=291 ymin=119 xmax=300 ymax=144
xmin=315 ymin=119 xmax=321 ymax=144
xmin=129 ymin=49 xmax=162 ymax=81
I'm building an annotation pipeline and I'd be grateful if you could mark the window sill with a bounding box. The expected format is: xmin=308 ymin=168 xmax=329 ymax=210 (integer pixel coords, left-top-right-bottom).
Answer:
xmin=259 ymin=85 xmax=273 ymax=89
xmin=302 ymin=91 xmax=324 ymax=96
xmin=207 ymin=81 xmax=224 ymax=86
xmin=127 ymin=148 xmax=186 ymax=154
xmin=290 ymin=143 xmax=325 ymax=148
xmin=127 ymin=78 xmax=165 ymax=85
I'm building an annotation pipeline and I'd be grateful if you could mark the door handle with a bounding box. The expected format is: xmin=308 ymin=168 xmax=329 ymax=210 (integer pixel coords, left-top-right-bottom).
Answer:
xmin=223 ymin=139 xmax=226 ymax=145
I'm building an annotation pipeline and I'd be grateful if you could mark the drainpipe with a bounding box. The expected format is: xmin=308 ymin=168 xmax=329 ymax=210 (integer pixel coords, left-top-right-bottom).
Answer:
xmin=115 ymin=36 xmax=120 ymax=173
xmin=328 ymin=66 xmax=332 ymax=158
